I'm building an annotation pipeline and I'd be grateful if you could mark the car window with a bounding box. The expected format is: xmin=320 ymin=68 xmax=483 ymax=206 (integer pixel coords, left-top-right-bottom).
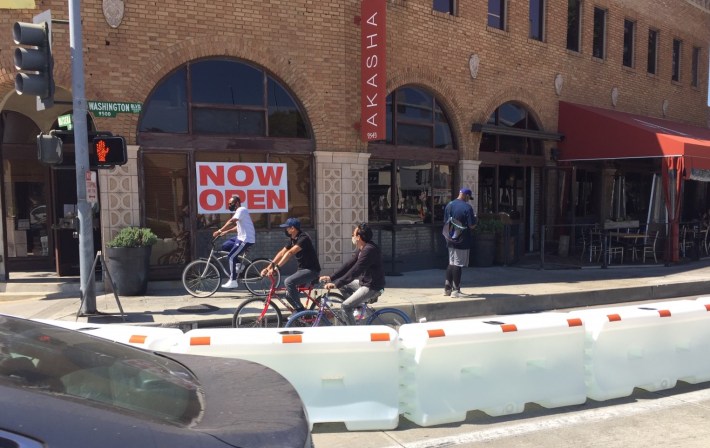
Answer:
xmin=0 ymin=316 xmax=203 ymax=426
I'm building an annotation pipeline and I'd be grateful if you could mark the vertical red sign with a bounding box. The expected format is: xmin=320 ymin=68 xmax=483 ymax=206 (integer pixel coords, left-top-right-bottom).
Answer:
xmin=361 ymin=0 xmax=387 ymax=142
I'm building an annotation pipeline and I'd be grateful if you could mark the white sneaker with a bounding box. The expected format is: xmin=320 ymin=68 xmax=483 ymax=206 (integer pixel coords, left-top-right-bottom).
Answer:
xmin=221 ymin=279 xmax=239 ymax=289
xmin=450 ymin=290 xmax=462 ymax=298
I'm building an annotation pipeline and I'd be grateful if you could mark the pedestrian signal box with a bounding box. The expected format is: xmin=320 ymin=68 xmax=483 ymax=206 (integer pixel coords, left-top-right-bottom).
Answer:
xmin=91 ymin=136 xmax=127 ymax=167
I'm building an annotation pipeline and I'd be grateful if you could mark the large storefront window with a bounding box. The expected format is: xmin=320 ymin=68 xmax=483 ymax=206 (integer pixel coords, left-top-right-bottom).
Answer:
xmin=139 ymin=58 xmax=313 ymax=273
xmin=2 ymin=112 xmax=49 ymax=264
xmin=144 ymin=153 xmax=190 ymax=266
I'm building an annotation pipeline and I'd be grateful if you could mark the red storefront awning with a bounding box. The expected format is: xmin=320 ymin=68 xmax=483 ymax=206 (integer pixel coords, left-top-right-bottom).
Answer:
xmin=558 ymin=101 xmax=710 ymax=179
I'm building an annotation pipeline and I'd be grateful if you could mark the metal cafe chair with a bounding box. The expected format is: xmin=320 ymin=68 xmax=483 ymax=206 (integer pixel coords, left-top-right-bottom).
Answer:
xmin=642 ymin=231 xmax=660 ymax=263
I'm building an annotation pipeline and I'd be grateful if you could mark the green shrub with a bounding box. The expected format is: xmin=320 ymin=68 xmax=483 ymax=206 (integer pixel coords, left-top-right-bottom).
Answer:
xmin=474 ymin=217 xmax=504 ymax=234
xmin=107 ymin=227 xmax=158 ymax=248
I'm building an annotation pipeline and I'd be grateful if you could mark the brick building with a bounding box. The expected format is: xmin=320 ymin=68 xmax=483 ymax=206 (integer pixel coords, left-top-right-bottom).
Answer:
xmin=1 ymin=0 xmax=709 ymax=281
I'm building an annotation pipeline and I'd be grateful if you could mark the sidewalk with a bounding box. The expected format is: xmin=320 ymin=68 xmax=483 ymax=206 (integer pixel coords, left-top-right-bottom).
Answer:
xmin=2 ymin=259 xmax=710 ymax=328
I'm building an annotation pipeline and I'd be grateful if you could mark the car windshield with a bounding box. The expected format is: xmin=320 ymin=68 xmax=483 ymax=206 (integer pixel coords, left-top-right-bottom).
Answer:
xmin=0 ymin=316 xmax=203 ymax=426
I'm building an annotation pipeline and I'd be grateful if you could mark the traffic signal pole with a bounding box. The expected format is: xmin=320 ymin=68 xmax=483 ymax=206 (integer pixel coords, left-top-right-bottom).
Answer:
xmin=68 ymin=0 xmax=97 ymax=314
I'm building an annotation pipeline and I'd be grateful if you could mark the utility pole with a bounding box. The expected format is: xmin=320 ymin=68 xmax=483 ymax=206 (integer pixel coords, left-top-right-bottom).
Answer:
xmin=69 ymin=0 xmax=97 ymax=314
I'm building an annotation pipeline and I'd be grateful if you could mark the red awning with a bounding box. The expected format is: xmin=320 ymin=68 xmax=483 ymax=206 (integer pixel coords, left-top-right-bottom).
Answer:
xmin=558 ymin=101 xmax=710 ymax=179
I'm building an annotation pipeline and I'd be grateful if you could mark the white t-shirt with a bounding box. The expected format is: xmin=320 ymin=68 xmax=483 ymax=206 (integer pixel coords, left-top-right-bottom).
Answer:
xmin=232 ymin=206 xmax=256 ymax=243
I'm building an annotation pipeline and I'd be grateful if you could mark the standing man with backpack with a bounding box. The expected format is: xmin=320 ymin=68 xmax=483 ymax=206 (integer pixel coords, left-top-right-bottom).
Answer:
xmin=443 ymin=188 xmax=477 ymax=297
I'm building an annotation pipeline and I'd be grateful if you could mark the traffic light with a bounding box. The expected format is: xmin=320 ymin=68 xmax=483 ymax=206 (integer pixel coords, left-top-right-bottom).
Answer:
xmin=13 ymin=11 xmax=54 ymax=110
xmin=91 ymin=136 xmax=127 ymax=167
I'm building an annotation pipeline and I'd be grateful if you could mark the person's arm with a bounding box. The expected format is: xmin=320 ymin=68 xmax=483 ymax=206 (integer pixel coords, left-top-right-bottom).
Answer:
xmin=468 ymin=205 xmax=478 ymax=230
xmin=262 ymin=244 xmax=303 ymax=276
xmin=261 ymin=247 xmax=287 ymax=276
xmin=212 ymin=217 xmax=236 ymax=237
xmin=320 ymin=253 xmax=357 ymax=284
xmin=331 ymin=247 xmax=374 ymax=289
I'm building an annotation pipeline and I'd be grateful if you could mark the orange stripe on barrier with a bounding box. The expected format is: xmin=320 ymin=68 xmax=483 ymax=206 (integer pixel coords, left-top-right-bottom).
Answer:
xmin=705 ymin=304 xmax=710 ymax=312
xmin=427 ymin=329 xmax=446 ymax=338
xmin=282 ymin=334 xmax=302 ymax=344
xmin=607 ymin=314 xmax=621 ymax=322
xmin=129 ymin=335 xmax=148 ymax=344
xmin=658 ymin=309 xmax=671 ymax=318
xmin=501 ymin=324 xmax=517 ymax=333
xmin=567 ymin=318 xmax=583 ymax=327
xmin=371 ymin=333 xmax=390 ymax=342
xmin=190 ymin=336 xmax=211 ymax=346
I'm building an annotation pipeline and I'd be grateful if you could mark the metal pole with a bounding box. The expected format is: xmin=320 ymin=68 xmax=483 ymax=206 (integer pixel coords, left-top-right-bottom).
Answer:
xmin=69 ymin=0 xmax=96 ymax=314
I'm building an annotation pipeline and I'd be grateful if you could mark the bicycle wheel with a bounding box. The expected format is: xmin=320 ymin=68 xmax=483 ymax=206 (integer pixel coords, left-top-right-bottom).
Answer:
xmin=284 ymin=310 xmax=332 ymax=328
xmin=242 ymin=258 xmax=280 ymax=296
xmin=232 ymin=297 xmax=283 ymax=328
xmin=182 ymin=259 xmax=220 ymax=298
xmin=367 ymin=308 xmax=411 ymax=329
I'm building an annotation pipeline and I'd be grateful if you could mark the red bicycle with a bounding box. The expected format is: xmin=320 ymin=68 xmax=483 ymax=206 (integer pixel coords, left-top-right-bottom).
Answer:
xmin=231 ymin=274 xmax=343 ymax=328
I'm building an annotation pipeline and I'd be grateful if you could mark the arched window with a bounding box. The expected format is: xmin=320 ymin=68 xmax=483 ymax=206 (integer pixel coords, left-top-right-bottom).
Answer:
xmin=139 ymin=59 xmax=309 ymax=138
xmin=381 ymin=86 xmax=454 ymax=149
xmin=479 ymin=102 xmax=542 ymax=155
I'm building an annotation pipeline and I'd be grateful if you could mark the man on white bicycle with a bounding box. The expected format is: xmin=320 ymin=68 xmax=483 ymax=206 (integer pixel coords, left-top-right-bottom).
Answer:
xmin=320 ymin=222 xmax=385 ymax=325
xmin=212 ymin=195 xmax=255 ymax=289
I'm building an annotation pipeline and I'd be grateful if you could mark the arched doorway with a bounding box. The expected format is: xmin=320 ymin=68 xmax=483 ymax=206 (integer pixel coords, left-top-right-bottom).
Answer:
xmin=1 ymin=109 xmax=99 ymax=276
xmin=366 ymin=85 xmax=458 ymax=272
xmin=477 ymin=101 xmax=551 ymax=256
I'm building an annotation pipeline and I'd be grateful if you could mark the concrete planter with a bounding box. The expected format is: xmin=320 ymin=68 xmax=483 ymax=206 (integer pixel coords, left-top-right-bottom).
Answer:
xmin=106 ymin=246 xmax=152 ymax=296
xmin=471 ymin=233 xmax=495 ymax=267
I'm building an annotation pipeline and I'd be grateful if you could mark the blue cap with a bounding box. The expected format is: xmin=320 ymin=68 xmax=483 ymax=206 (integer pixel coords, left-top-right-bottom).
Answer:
xmin=279 ymin=217 xmax=301 ymax=229
xmin=460 ymin=188 xmax=473 ymax=196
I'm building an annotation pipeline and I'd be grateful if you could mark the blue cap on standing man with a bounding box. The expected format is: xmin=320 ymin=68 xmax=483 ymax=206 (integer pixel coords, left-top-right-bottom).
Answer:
xmin=459 ymin=187 xmax=473 ymax=200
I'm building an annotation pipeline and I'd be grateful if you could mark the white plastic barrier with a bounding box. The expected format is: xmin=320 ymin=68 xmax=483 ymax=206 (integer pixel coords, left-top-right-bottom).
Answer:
xmin=170 ymin=326 xmax=400 ymax=431
xmin=34 ymin=319 xmax=183 ymax=351
xmin=397 ymin=313 xmax=586 ymax=426
xmin=569 ymin=300 xmax=710 ymax=401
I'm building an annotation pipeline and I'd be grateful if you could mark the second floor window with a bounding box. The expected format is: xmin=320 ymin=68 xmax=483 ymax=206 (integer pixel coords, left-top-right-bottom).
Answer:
xmin=592 ymin=7 xmax=607 ymax=59
xmin=529 ymin=0 xmax=544 ymax=41
xmin=672 ymin=39 xmax=682 ymax=82
xmin=623 ymin=19 xmax=635 ymax=68
xmin=433 ymin=0 xmax=455 ymax=14
xmin=692 ymin=47 xmax=701 ymax=87
xmin=566 ymin=0 xmax=581 ymax=52
xmin=647 ymin=29 xmax=659 ymax=74
xmin=488 ymin=0 xmax=505 ymax=30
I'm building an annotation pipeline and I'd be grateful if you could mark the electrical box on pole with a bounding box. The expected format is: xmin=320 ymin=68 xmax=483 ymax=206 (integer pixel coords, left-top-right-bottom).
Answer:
xmin=37 ymin=132 xmax=63 ymax=164
xmin=13 ymin=10 xmax=54 ymax=110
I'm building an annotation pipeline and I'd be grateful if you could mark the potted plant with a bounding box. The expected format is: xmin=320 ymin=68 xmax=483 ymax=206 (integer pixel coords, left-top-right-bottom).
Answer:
xmin=105 ymin=227 xmax=158 ymax=296
xmin=470 ymin=216 xmax=503 ymax=267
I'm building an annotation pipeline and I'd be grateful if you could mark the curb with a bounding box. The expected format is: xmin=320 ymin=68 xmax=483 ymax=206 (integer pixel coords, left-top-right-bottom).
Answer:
xmin=147 ymin=280 xmax=710 ymax=330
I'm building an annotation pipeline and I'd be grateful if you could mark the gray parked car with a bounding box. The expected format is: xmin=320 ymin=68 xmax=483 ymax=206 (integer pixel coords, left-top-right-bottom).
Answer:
xmin=0 ymin=314 xmax=312 ymax=447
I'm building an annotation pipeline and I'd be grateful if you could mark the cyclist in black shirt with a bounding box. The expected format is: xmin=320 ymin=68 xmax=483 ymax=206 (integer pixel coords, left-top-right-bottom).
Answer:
xmin=320 ymin=222 xmax=385 ymax=325
xmin=262 ymin=217 xmax=321 ymax=312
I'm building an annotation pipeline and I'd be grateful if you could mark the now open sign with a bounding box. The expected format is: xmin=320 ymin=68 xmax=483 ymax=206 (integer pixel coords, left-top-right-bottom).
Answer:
xmin=196 ymin=162 xmax=288 ymax=214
